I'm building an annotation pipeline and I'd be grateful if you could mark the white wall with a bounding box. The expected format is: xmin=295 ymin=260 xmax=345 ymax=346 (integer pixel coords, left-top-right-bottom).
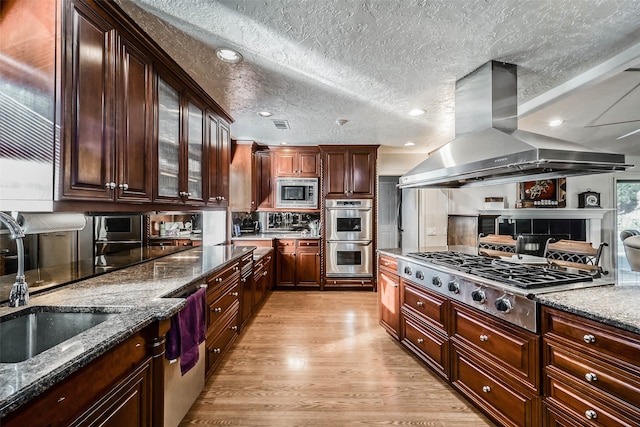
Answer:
xmin=378 ymin=152 xmax=426 ymax=176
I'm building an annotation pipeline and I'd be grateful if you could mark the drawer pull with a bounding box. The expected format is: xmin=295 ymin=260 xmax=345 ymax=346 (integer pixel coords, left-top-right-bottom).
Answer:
xmin=482 ymin=386 xmax=491 ymax=393
xmin=57 ymin=396 xmax=66 ymax=403
xmin=135 ymin=343 xmax=142 ymax=348
xmin=231 ymin=292 xmax=239 ymax=297
xmin=213 ymin=348 xmax=221 ymax=354
xmin=585 ymin=410 xmax=598 ymax=420
xmin=213 ymin=307 xmax=222 ymax=313
xmin=263 ymin=271 xmax=268 ymax=276
xmin=393 ymin=282 xmax=399 ymax=288
xmin=417 ymin=338 xmax=424 ymax=344
xmin=231 ymin=325 xmax=238 ymax=331
xmin=416 ymin=301 xmax=424 ymax=307
xmin=479 ymin=334 xmax=489 ymax=342
xmin=583 ymin=334 xmax=596 ymax=344
xmin=384 ymin=262 xmax=390 ymax=266
xmin=585 ymin=372 xmax=598 ymax=382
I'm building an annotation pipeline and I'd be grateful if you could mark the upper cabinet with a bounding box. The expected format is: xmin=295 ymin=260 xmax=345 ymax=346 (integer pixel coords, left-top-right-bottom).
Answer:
xmin=5 ymin=0 xmax=233 ymax=211
xmin=254 ymin=150 xmax=272 ymax=209
xmin=272 ymin=147 xmax=319 ymax=178
xmin=320 ymin=146 xmax=378 ymax=199
xmin=229 ymin=142 xmax=270 ymax=211
xmin=207 ymin=114 xmax=230 ymax=206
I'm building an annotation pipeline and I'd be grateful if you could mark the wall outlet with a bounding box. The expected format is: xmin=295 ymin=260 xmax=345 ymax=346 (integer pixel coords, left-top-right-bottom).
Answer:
xmin=426 ymin=227 xmax=437 ymax=236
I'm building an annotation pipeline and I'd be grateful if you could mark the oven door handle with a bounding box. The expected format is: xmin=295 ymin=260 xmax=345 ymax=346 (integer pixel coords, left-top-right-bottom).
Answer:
xmin=327 ymin=240 xmax=372 ymax=245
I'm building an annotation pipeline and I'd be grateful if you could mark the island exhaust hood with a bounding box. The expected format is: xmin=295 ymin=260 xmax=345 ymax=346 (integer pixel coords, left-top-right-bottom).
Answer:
xmin=399 ymin=61 xmax=632 ymax=189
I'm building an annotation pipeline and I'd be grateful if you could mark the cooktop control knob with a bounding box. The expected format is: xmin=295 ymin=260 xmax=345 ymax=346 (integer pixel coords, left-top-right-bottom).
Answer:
xmin=447 ymin=281 xmax=460 ymax=294
xmin=415 ymin=271 xmax=424 ymax=280
xmin=404 ymin=266 xmax=412 ymax=276
xmin=495 ymin=296 xmax=513 ymax=313
xmin=432 ymin=276 xmax=443 ymax=287
xmin=471 ymin=289 xmax=486 ymax=304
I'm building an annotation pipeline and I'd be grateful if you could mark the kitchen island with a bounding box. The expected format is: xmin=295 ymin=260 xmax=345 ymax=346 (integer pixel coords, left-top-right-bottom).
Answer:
xmin=0 ymin=244 xmax=255 ymax=419
xmin=377 ymin=246 xmax=639 ymax=427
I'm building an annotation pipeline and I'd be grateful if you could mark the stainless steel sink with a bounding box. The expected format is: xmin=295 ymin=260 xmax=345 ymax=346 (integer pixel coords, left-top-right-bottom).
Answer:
xmin=0 ymin=307 xmax=117 ymax=363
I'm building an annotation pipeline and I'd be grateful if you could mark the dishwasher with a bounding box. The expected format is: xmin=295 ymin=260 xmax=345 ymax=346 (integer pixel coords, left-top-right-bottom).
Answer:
xmin=164 ymin=281 xmax=207 ymax=427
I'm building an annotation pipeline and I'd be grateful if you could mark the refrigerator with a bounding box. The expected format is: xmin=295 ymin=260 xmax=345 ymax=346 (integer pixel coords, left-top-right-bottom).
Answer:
xmin=400 ymin=188 xmax=449 ymax=251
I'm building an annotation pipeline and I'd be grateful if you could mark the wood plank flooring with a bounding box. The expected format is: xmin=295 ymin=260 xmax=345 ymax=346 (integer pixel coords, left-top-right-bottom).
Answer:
xmin=180 ymin=291 xmax=495 ymax=426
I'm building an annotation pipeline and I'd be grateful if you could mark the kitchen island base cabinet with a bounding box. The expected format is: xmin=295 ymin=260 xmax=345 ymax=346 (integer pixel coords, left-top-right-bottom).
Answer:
xmin=1 ymin=329 xmax=157 ymax=427
xmin=377 ymin=253 xmax=400 ymax=338
xmin=542 ymin=306 xmax=640 ymax=427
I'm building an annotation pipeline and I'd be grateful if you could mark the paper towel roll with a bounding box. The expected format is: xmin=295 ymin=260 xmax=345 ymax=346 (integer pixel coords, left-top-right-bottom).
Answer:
xmin=17 ymin=213 xmax=87 ymax=234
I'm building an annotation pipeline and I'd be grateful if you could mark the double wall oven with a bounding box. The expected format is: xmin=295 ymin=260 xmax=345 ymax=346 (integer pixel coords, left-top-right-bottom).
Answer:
xmin=325 ymin=199 xmax=373 ymax=277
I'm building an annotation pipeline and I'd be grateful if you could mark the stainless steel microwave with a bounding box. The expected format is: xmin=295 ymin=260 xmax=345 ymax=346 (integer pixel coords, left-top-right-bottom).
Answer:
xmin=275 ymin=177 xmax=318 ymax=209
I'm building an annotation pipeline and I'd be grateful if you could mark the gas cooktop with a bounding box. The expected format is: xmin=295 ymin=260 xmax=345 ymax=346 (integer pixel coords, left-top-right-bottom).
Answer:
xmin=406 ymin=251 xmax=593 ymax=289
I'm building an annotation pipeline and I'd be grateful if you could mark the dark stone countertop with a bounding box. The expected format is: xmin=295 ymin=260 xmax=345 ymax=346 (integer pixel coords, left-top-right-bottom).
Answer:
xmin=0 ymin=244 xmax=255 ymax=417
xmin=377 ymin=246 xmax=638 ymax=335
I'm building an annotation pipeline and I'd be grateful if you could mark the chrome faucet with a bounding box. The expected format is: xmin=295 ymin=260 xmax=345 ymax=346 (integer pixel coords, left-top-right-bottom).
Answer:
xmin=0 ymin=212 xmax=28 ymax=306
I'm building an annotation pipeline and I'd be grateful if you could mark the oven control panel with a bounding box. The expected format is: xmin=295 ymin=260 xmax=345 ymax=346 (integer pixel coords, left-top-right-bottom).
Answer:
xmin=397 ymin=258 xmax=538 ymax=333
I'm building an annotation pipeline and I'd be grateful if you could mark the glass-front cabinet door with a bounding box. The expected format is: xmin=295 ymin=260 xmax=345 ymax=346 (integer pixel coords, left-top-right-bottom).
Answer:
xmin=157 ymin=77 xmax=180 ymax=199
xmin=186 ymin=101 xmax=204 ymax=201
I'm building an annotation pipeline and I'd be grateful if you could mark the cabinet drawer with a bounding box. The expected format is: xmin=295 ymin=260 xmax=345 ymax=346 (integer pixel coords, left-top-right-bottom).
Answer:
xmin=401 ymin=313 xmax=449 ymax=379
xmin=401 ymin=279 xmax=448 ymax=334
xmin=378 ymin=253 xmax=397 ymax=272
xmin=208 ymin=261 xmax=240 ymax=288
xmin=207 ymin=281 xmax=240 ymax=332
xmin=206 ymin=308 xmax=240 ymax=374
xmin=451 ymin=302 xmax=539 ymax=392
xmin=451 ymin=346 xmax=540 ymax=427
xmin=544 ymin=340 xmax=640 ymax=408
xmin=324 ymin=278 xmax=373 ymax=288
xmin=298 ymin=239 xmax=319 ymax=247
xmin=277 ymin=239 xmax=296 ymax=248
xmin=542 ymin=306 xmax=640 ymax=367
xmin=545 ymin=370 xmax=640 ymax=427
xmin=543 ymin=402 xmax=586 ymax=427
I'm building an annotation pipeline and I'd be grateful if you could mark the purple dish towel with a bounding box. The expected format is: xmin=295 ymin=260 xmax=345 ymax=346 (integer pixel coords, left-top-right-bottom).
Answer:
xmin=165 ymin=287 xmax=207 ymax=375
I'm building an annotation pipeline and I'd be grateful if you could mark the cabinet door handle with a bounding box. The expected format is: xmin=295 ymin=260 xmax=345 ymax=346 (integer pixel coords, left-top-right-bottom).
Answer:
xmin=213 ymin=348 xmax=221 ymax=354
xmin=482 ymin=386 xmax=491 ymax=393
xmin=393 ymin=283 xmax=399 ymax=288
xmin=231 ymin=291 xmax=239 ymax=297
xmin=263 ymin=271 xmax=268 ymax=276
xmin=417 ymin=338 xmax=424 ymax=344
xmin=585 ymin=372 xmax=598 ymax=382
xmin=105 ymin=182 xmax=116 ymax=189
xmin=416 ymin=301 xmax=424 ymax=307
xmin=584 ymin=410 xmax=597 ymax=420
xmin=230 ymin=325 xmax=238 ymax=331
xmin=213 ymin=307 xmax=222 ymax=313
xmin=583 ymin=334 xmax=596 ymax=344
xmin=118 ymin=183 xmax=129 ymax=190
xmin=479 ymin=335 xmax=489 ymax=342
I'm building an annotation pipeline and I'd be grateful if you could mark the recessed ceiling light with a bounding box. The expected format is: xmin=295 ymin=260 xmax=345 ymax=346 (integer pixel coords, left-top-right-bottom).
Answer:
xmin=408 ymin=109 xmax=426 ymax=116
xmin=404 ymin=142 xmax=415 ymax=146
xmin=257 ymin=111 xmax=273 ymax=117
xmin=335 ymin=119 xmax=348 ymax=126
xmin=548 ymin=119 xmax=564 ymax=127
xmin=280 ymin=142 xmax=288 ymax=145
xmin=215 ymin=48 xmax=243 ymax=63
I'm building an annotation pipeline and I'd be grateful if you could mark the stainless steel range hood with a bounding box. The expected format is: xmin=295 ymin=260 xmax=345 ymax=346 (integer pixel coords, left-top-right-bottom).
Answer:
xmin=399 ymin=61 xmax=632 ymax=189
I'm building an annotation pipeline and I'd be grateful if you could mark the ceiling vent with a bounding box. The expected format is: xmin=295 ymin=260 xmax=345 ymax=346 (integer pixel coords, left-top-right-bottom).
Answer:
xmin=272 ymin=119 xmax=290 ymax=130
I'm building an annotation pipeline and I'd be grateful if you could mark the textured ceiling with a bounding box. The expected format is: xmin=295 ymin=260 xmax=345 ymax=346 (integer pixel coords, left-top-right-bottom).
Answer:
xmin=117 ymin=0 xmax=640 ymax=156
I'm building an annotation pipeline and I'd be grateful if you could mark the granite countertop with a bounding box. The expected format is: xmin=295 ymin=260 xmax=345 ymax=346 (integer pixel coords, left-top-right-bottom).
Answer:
xmin=377 ymin=246 xmax=638 ymax=335
xmin=0 ymin=244 xmax=255 ymax=417
xmin=253 ymin=247 xmax=274 ymax=261
xmin=232 ymin=232 xmax=320 ymax=240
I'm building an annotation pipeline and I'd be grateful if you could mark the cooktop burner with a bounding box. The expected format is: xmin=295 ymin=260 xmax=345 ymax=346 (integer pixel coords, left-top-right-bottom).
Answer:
xmin=406 ymin=251 xmax=593 ymax=289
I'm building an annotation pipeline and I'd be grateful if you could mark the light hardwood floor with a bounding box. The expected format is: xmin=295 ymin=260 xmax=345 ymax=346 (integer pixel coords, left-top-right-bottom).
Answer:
xmin=181 ymin=291 xmax=496 ymax=426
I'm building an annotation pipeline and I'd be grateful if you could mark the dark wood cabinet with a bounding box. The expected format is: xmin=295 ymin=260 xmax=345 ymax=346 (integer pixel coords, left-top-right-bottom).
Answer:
xmin=276 ymin=239 xmax=320 ymax=288
xmin=378 ymin=253 xmax=400 ymax=339
xmin=62 ymin=0 xmax=116 ymax=201
xmin=205 ymin=260 xmax=240 ymax=378
xmin=255 ymin=150 xmax=273 ymax=209
xmin=5 ymin=0 xmax=232 ymax=210
xmin=272 ymin=147 xmax=319 ymax=177
xmin=320 ymin=145 xmax=378 ymax=199
xmin=2 ymin=327 xmax=160 ymax=427
xmin=542 ymin=306 xmax=640 ymax=426
xmin=229 ymin=142 xmax=271 ymax=211
xmin=207 ymin=116 xmax=230 ymax=205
